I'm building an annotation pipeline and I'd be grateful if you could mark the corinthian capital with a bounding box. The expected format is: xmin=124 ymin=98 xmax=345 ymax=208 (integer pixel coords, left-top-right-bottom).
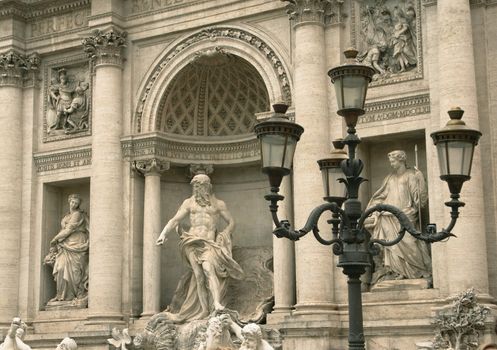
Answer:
xmin=0 ymin=50 xmax=27 ymax=87
xmin=0 ymin=50 xmax=40 ymax=87
xmin=281 ymin=0 xmax=335 ymax=25
xmin=82 ymin=28 xmax=127 ymax=67
xmin=133 ymin=158 xmax=170 ymax=176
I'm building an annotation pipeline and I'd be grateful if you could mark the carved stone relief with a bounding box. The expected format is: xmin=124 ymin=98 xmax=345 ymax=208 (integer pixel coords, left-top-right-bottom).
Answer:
xmin=351 ymin=0 xmax=423 ymax=86
xmin=43 ymin=58 xmax=92 ymax=142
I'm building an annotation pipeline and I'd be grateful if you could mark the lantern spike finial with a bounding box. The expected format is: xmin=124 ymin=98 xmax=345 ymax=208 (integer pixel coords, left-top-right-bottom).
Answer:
xmin=343 ymin=47 xmax=359 ymax=61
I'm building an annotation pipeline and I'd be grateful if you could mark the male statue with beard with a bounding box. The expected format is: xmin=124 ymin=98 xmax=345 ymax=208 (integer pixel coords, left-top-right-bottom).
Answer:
xmin=156 ymin=174 xmax=244 ymax=323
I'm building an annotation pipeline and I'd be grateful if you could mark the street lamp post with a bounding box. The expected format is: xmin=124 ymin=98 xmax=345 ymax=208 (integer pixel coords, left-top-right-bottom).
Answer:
xmin=254 ymin=48 xmax=482 ymax=350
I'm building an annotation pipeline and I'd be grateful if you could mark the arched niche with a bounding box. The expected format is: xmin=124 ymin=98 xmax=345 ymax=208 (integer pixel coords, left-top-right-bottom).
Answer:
xmin=133 ymin=25 xmax=292 ymax=134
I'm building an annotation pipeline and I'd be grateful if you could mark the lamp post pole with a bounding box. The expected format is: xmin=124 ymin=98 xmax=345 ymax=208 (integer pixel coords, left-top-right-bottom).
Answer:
xmin=254 ymin=48 xmax=482 ymax=350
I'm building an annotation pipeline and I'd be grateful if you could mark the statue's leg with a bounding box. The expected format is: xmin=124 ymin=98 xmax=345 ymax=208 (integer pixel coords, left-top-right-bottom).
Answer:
xmin=201 ymin=261 xmax=223 ymax=311
xmin=186 ymin=251 xmax=210 ymax=316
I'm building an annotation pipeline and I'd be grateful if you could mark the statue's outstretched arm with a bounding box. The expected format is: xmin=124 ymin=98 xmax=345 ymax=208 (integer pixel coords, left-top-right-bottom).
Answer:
xmin=156 ymin=199 xmax=190 ymax=245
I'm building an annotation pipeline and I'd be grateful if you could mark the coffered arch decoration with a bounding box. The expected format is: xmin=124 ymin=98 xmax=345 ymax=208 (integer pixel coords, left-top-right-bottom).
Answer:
xmin=134 ymin=25 xmax=293 ymax=134
xmin=157 ymin=52 xmax=269 ymax=136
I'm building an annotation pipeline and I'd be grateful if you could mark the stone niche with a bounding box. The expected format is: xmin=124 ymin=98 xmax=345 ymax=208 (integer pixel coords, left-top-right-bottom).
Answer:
xmin=40 ymin=178 xmax=90 ymax=309
xmin=159 ymin=164 xmax=273 ymax=319
xmin=358 ymin=130 xmax=430 ymax=290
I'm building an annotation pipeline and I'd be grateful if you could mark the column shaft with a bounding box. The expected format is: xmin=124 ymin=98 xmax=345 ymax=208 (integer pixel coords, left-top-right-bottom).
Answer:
xmin=0 ymin=85 xmax=23 ymax=324
xmin=142 ymin=172 xmax=162 ymax=316
xmin=293 ymin=22 xmax=334 ymax=312
xmin=88 ymin=63 xmax=124 ymax=320
xmin=437 ymin=0 xmax=489 ymax=294
xmin=272 ymin=176 xmax=296 ymax=314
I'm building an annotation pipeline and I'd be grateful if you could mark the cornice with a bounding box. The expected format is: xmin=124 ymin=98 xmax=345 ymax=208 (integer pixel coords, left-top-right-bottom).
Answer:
xmin=33 ymin=146 xmax=92 ymax=173
xmin=0 ymin=0 xmax=90 ymax=20
xmin=358 ymin=94 xmax=430 ymax=125
xmin=121 ymin=132 xmax=260 ymax=165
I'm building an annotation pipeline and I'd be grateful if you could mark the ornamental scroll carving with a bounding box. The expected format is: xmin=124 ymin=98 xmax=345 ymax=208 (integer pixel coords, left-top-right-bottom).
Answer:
xmin=352 ymin=0 xmax=423 ymax=86
xmin=135 ymin=27 xmax=292 ymax=133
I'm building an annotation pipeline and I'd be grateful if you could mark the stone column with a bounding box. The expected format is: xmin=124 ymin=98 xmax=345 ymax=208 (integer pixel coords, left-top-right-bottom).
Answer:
xmin=133 ymin=158 xmax=169 ymax=317
xmin=271 ymin=175 xmax=296 ymax=316
xmin=83 ymin=29 xmax=127 ymax=321
xmin=436 ymin=0 xmax=489 ymax=294
xmin=283 ymin=0 xmax=334 ymax=313
xmin=0 ymin=50 xmax=27 ymax=325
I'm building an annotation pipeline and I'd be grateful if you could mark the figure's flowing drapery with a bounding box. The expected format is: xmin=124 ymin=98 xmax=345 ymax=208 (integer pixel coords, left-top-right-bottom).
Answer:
xmin=52 ymin=210 xmax=89 ymax=300
xmin=368 ymin=168 xmax=431 ymax=283
xmin=167 ymin=230 xmax=244 ymax=322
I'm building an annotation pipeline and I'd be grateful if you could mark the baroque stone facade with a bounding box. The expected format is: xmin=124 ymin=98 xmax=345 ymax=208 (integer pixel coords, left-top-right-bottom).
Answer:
xmin=1 ymin=1 xmax=497 ymax=350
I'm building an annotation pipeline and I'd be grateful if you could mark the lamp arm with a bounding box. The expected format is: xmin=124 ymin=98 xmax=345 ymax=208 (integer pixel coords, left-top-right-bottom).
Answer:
xmin=359 ymin=203 xmax=456 ymax=245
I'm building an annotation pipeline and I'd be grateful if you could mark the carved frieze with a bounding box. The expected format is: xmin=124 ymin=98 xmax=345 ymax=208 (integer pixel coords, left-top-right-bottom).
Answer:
xmin=281 ymin=0 xmax=345 ymax=25
xmin=122 ymin=133 xmax=260 ymax=165
xmin=359 ymin=93 xmax=430 ymax=124
xmin=0 ymin=50 xmax=40 ymax=87
xmin=43 ymin=56 xmax=92 ymax=142
xmin=33 ymin=147 xmax=92 ymax=173
xmin=135 ymin=27 xmax=292 ymax=132
xmin=82 ymin=29 xmax=127 ymax=67
xmin=351 ymin=0 xmax=423 ymax=86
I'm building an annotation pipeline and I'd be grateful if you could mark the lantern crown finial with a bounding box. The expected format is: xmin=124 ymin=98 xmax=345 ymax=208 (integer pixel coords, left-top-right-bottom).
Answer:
xmin=273 ymin=102 xmax=289 ymax=115
xmin=343 ymin=47 xmax=359 ymax=61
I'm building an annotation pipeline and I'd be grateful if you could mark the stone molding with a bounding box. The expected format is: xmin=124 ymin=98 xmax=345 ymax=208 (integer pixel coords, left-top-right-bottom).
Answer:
xmin=423 ymin=0 xmax=497 ymax=6
xmin=121 ymin=132 xmax=260 ymax=165
xmin=135 ymin=26 xmax=292 ymax=132
xmin=133 ymin=158 xmax=170 ymax=176
xmin=33 ymin=147 xmax=91 ymax=173
xmin=281 ymin=0 xmax=345 ymax=25
xmin=358 ymin=93 xmax=430 ymax=124
xmin=0 ymin=0 xmax=90 ymax=20
xmin=82 ymin=29 xmax=127 ymax=67
xmin=0 ymin=50 xmax=40 ymax=88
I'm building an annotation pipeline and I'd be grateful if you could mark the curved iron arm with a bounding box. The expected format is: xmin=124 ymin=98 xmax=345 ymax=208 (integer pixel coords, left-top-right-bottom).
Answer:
xmin=358 ymin=203 xmax=458 ymax=245
xmin=265 ymin=191 xmax=350 ymax=242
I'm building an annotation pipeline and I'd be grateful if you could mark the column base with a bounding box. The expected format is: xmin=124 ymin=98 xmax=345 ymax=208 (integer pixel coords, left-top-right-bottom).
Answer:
xmin=86 ymin=312 xmax=125 ymax=325
xmin=293 ymin=302 xmax=337 ymax=315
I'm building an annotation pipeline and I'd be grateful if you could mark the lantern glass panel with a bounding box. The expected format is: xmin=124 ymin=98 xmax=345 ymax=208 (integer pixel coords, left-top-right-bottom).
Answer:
xmin=436 ymin=141 xmax=475 ymax=176
xmin=283 ymin=137 xmax=298 ymax=170
xmin=321 ymin=167 xmax=346 ymax=198
xmin=261 ymin=134 xmax=288 ymax=169
xmin=338 ymin=75 xmax=368 ymax=110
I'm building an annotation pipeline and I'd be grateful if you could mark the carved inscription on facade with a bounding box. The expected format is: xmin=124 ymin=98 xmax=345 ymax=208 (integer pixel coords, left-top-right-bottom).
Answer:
xmin=28 ymin=8 xmax=90 ymax=38
xmin=128 ymin=0 xmax=190 ymax=14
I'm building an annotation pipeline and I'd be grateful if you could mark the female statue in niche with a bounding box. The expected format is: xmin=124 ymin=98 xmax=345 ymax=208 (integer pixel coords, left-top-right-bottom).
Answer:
xmin=365 ymin=150 xmax=431 ymax=285
xmin=44 ymin=194 xmax=89 ymax=308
